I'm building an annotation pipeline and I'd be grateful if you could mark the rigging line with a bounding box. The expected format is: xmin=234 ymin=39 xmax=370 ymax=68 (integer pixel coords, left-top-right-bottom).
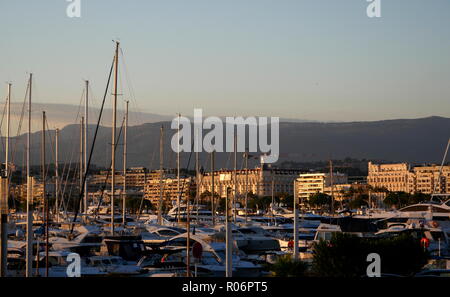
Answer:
xmin=44 ymin=119 xmax=56 ymax=162
xmin=60 ymin=153 xmax=75 ymax=202
xmin=67 ymin=162 xmax=80 ymax=213
xmin=60 ymin=130 xmax=80 ymax=198
xmin=119 ymin=48 xmax=136 ymax=101
xmin=59 ymin=111 xmax=84 ymax=208
xmin=57 ymin=84 xmax=90 ymax=212
xmin=64 ymin=161 xmax=79 ymax=214
xmin=93 ymin=116 xmax=126 ymax=216
xmin=0 ymin=99 xmax=7 ymax=155
xmin=11 ymin=81 xmax=29 ymax=176
xmin=136 ymin=132 xmax=160 ymax=220
xmin=119 ymin=48 xmax=142 ymax=126
xmin=58 ymin=87 xmax=85 ymax=186
xmin=177 ymin=136 xmax=195 ymax=209
xmin=70 ymin=57 xmax=115 ymax=233
xmin=0 ymin=95 xmax=16 ymax=210
xmin=43 ymin=119 xmax=56 ymax=186
xmin=44 ymin=120 xmax=64 ymax=212
xmin=60 ymin=162 xmax=75 ymax=214
xmin=87 ymin=83 xmax=98 ymax=112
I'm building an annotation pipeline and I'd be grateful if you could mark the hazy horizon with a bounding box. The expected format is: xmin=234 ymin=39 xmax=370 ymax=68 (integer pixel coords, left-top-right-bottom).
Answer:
xmin=1 ymin=102 xmax=449 ymax=135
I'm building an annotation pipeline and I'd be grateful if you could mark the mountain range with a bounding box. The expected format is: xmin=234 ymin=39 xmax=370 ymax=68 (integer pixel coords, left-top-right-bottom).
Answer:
xmin=1 ymin=115 xmax=449 ymax=169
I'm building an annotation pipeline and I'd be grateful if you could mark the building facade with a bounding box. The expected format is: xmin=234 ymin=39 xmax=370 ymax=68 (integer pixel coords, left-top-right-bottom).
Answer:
xmin=199 ymin=167 xmax=303 ymax=199
xmin=143 ymin=175 xmax=195 ymax=205
xmin=295 ymin=172 xmax=348 ymax=201
xmin=367 ymin=162 xmax=450 ymax=194
xmin=90 ymin=167 xmax=160 ymax=188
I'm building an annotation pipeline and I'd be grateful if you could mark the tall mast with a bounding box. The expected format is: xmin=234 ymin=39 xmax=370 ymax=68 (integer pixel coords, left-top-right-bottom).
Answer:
xmin=225 ymin=187 xmax=232 ymax=277
xmin=55 ymin=128 xmax=59 ymax=223
xmin=271 ymin=170 xmax=274 ymax=221
xmin=5 ymin=83 xmax=10 ymax=180
xmin=122 ymin=100 xmax=128 ymax=226
xmin=111 ymin=41 xmax=119 ymax=235
xmin=330 ymin=160 xmax=334 ymax=215
xmin=0 ymin=83 xmax=11 ymax=277
xmin=177 ymin=113 xmax=181 ymax=225
xmin=293 ymin=179 xmax=299 ymax=260
xmin=42 ymin=111 xmax=49 ymax=277
xmin=79 ymin=117 xmax=84 ymax=218
xmin=233 ymin=133 xmax=237 ymax=223
xmin=211 ymin=151 xmax=215 ymax=226
xmin=244 ymin=150 xmax=248 ymax=223
xmin=157 ymin=126 xmax=164 ymax=225
xmin=25 ymin=73 xmax=33 ymax=277
xmin=186 ymin=147 xmax=199 ymax=277
xmin=84 ymin=80 xmax=89 ymax=216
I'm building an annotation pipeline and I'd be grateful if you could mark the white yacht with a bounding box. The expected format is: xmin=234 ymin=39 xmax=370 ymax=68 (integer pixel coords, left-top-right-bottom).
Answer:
xmin=159 ymin=233 xmax=262 ymax=277
xmin=167 ymin=204 xmax=216 ymax=224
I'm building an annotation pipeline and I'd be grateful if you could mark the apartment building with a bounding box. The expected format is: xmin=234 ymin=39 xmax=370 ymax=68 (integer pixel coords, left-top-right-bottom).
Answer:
xmin=413 ymin=165 xmax=450 ymax=194
xmin=199 ymin=167 xmax=303 ymax=199
xmin=295 ymin=172 xmax=348 ymax=201
xmin=90 ymin=167 xmax=163 ymax=188
xmin=10 ymin=176 xmax=50 ymax=202
xmin=367 ymin=162 xmax=450 ymax=194
xmin=367 ymin=162 xmax=413 ymax=192
xmin=143 ymin=175 xmax=195 ymax=205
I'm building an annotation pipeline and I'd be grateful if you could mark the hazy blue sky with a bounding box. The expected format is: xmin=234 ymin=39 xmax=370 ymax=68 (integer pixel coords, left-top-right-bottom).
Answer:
xmin=1 ymin=0 xmax=450 ymax=122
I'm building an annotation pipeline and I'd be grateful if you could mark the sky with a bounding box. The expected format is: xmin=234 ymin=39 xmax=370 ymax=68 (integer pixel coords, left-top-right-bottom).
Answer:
xmin=1 ymin=0 xmax=450 ymax=123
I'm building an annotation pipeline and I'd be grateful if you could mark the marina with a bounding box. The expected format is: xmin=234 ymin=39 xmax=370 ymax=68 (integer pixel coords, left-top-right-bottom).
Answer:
xmin=1 ymin=1 xmax=450 ymax=282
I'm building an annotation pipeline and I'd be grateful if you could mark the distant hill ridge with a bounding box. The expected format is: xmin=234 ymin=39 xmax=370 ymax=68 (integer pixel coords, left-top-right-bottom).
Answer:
xmin=1 ymin=115 xmax=449 ymax=169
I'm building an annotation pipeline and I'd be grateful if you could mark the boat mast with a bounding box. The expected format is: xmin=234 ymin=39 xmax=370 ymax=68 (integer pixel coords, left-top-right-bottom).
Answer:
xmin=177 ymin=113 xmax=181 ymax=225
xmin=79 ymin=117 xmax=84 ymax=218
xmin=84 ymin=80 xmax=89 ymax=216
xmin=55 ymin=128 xmax=59 ymax=223
xmin=195 ymin=147 xmax=200 ymax=223
xmin=5 ymin=83 xmax=10 ymax=181
xmin=42 ymin=111 xmax=49 ymax=277
xmin=157 ymin=126 xmax=164 ymax=225
xmin=293 ymin=179 xmax=299 ymax=260
xmin=225 ymin=187 xmax=232 ymax=277
xmin=211 ymin=151 xmax=215 ymax=226
xmin=122 ymin=100 xmax=128 ymax=226
xmin=271 ymin=169 xmax=274 ymax=222
xmin=25 ymin=73 xmax=33 ymax=277
xmin=111 ymin=41 xmax=119 ymax=235
xmin=330 ymin=160 xmax=334 ymax=215
xmin=0 ymin=83 xmax=11 ymax=277
xmin=233 ymin=133 xmax=237 ymax=223
xmin=244 ymin=150 xmax=248 ymax=223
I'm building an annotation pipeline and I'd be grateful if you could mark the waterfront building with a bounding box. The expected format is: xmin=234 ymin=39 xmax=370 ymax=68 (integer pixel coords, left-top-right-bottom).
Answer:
xmin=295 ymin=172 xmax=348 ymax=201
xmin=367 ymin=162 xmax=450 ymax=194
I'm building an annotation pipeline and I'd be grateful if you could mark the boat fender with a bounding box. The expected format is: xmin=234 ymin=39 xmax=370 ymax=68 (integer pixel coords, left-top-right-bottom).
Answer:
xmin=287 ymin=240 xmax=294 ymax=249
xmin=420 ymin=237 xmax=430 ymax=249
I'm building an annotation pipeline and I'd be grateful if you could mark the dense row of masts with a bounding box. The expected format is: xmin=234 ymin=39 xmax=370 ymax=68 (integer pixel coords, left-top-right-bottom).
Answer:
xmin=0 ymin=41 xmax=121 ymax=276
xmin=0 ymin=42 xmax=240 ymax=277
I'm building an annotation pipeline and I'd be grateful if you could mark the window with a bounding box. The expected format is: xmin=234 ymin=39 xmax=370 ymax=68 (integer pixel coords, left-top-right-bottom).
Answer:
xmin=158 ymin=229 xmax=179 ymax=237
